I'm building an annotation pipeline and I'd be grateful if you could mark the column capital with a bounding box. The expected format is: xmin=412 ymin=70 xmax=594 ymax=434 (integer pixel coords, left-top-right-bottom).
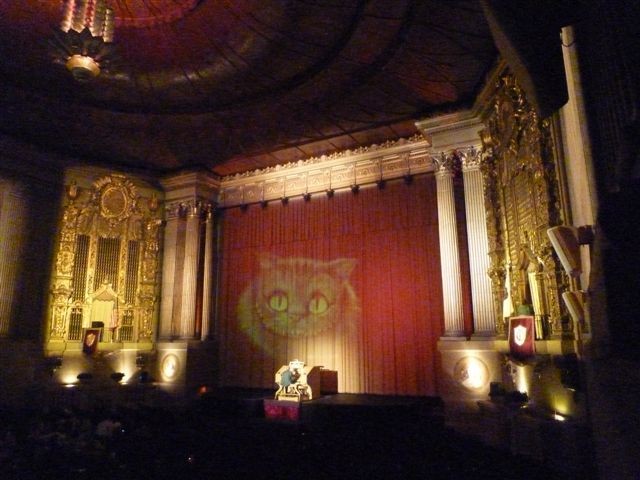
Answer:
xmin=165 ymin=202 xmax=184 ymax=220
xmin=460 ymin=146 xmax=482 ymax=172
xmin=432 ymin=152 xmax=459 ymax=177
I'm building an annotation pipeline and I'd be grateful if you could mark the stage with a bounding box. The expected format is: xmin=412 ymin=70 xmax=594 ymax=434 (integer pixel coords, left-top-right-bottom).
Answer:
xmin=197 ymin=387 xmax=445 ymax=427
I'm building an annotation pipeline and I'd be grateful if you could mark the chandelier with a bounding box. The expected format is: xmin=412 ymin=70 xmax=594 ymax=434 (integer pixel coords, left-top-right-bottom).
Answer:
xmin=49 ymin=0 xmax=117 ymax=81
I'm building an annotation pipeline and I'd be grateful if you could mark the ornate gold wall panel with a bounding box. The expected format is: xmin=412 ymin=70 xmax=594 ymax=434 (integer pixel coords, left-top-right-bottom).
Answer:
xmin=49 ymin=174 xmax=163 ymax=344
xmin=481 ymin=75 xmax=569 ymax=338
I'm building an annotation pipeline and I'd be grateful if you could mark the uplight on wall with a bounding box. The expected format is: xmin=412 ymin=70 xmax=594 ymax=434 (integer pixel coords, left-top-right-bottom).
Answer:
xmin=453 ymin=356 xmax=490 ymax=390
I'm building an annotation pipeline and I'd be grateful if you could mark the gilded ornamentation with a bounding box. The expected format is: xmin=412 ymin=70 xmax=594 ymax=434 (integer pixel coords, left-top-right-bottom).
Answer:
xmin=50 ymin=285 xmax=72 ymax=339
xmin=480 ymin=73 xmax=569 ymax=338
xmin=56 ymin=244 xmax=75 ymax=276
xmin=219 ymin=135 xmax=432 ymax=206
xmin=224 ymin=133 xmax=426 ymax=181
xmin=49 ymin=174 xmax=163 ymax=343
xmin=460 ymin=147 xmax=482 ymax=171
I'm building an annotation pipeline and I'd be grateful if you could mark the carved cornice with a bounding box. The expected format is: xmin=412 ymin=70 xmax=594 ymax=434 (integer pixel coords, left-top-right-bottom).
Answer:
xmin=219 ymin=134 xmax=432 ymax=207
xmin=165 ymin=199 xmax=216 ymax=220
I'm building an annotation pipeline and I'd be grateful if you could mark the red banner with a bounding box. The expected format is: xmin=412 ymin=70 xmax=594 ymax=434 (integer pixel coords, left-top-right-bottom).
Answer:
xmin=82 ymin=328 xmax=100 ymax=355
xmin=508 ymin=316 xmax=535 ymax=361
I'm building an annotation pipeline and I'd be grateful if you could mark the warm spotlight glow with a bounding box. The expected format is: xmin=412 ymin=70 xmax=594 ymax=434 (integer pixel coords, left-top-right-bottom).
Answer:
xmin=161 ymin=353 xmax=180 ymax=381
xmin=454 ymin=356 xmax=489 ymax=390
xmin=515 ymin=364 xmax=530 ymax=394
xmin=61 ymin=371 xmax=81 ymax=384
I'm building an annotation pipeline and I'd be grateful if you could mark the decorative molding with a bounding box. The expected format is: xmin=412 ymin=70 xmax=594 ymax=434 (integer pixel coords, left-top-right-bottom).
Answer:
xmin=48 ymin=173 xmax=163 ymax=343
xmin=218 ymin=134 xmax=432 ymax=207
xmin=480 ymin=73 xmax=569 ymax=339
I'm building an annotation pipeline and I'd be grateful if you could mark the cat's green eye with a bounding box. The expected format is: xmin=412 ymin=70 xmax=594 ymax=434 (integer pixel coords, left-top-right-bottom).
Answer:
xmin=308 ymin=292 xmax=329 ymax=315
xmin=268 ymin=290 xmax=288 ymax=312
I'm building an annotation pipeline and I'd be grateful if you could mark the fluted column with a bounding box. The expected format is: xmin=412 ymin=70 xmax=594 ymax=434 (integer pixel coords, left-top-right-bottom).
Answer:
xmin=201 ymin=205 xmax=215 ymax=340
xmin=0 ymin=183 xmax=27 ymax=336
xmin=461 ymin=148 xmax=496 ymax=336
xmin=180 ymin=202 xmax=201 ymax=338
xmin=159 ymin=203 xmax=180 ymax=338
xmin=434 ymin=154 xmax=464 ymax=336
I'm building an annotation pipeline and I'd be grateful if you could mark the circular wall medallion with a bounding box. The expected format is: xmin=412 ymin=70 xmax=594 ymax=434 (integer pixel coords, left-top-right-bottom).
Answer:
xmin=453 ymin=356 xmax=490 ymax=391
xmin=161 ymin=353 xmax=180 ymax=381
xmin=100 ymin=185 xmax=129 ymax=219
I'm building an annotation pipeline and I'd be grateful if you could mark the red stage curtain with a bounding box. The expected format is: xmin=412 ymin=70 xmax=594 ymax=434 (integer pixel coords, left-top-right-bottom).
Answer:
xmin=216 ymin=174 xmax=443 ymax=396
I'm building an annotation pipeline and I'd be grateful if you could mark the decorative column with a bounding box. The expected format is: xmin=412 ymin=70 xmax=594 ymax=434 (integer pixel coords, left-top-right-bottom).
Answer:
xmin=159 ymin=171 xmax=220 ymax=341
xmin=461 ymin=147 xmax=496 ymax=336
xmin=0 ymin=182 xmax=27 ymax=337
xmin=201 ymin=205 xmax=215 ymax=340
xmin=434 ymin=153 xmax=465 ymax=337
xmin=159 ymin=203 xmax=180 ymax=338
xmin=180 ymin=202 xmax=201 ymax=338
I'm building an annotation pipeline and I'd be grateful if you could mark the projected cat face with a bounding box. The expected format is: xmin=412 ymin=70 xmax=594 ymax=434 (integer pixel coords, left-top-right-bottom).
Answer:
xmin=238 ymin=254 xmax=358 ymax=338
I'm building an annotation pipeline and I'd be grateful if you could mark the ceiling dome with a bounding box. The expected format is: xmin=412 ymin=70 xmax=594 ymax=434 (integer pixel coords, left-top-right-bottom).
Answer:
xmin=113 ymin=0 xmax=200 ymax=28
xmin=0 ymin=1 xmax=498 ymax=175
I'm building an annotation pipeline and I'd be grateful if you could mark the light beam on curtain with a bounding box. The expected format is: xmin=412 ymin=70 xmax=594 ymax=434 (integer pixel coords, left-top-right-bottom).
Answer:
xmin=216 ymin=174 xmax=443 ymax=395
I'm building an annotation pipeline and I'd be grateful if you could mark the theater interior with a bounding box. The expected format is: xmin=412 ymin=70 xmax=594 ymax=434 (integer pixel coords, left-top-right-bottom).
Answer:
xmin=0 ymin=1 xmax=638 ymax=479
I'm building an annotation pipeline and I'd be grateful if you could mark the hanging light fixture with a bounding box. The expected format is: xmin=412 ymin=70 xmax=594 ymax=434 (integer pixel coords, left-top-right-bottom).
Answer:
xmin=49 ymin=0 xmax=117 ymax=81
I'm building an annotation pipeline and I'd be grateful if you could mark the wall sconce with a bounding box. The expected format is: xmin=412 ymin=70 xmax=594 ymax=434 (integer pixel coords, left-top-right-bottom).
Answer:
xmin=326 ymin=188 xmax=335 ymax=198
xmin=377 ymin=179 xmax=386 ymax=189
xmin=303 ymin=192 xmax=312 ymax=202
xmin=281 ymin=196 xmax=289 ymax=205
xmin=350 ymin=184 xmax=360 ymax=194
xmin=260 ymin=199 xmax=269 ymax=208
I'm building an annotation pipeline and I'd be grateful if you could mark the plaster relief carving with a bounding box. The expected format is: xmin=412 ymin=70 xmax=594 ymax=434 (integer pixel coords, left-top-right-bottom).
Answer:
xmin=49 ymin=174 xmax=163 ymax=343
xmin=480 ymin=74 xmax=569 ymax=338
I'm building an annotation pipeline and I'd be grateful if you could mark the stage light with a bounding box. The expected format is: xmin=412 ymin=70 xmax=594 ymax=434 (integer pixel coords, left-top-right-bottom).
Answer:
xmin=514 ymin=364 xmax=530 ymax=395
xmin=553 ymin=412 xmax=566 ymax=422
xmin=77 ymin=372 xmax=93 ymax=381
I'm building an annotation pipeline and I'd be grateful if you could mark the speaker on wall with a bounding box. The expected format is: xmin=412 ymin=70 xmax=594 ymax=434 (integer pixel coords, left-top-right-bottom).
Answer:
xmin=563 ymin=290 xmax=585 ymax=325
xmin=547 ymin=225 xmax=581 ymax=278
